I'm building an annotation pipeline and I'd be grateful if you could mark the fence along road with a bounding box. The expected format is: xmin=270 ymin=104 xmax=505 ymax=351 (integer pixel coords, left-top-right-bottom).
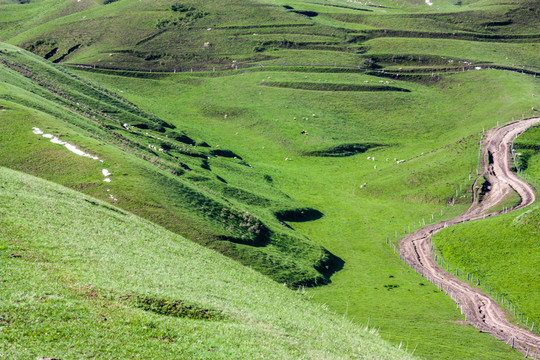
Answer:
xmin=399 ymin=117 xmax=540 ymax=358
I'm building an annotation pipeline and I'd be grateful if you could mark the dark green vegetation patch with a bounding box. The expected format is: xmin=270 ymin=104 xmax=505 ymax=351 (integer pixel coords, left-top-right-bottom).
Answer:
xmin=130 ymin=294 xmax=223 ymax=320
xmin=261 ymin=81 xmax=410 ymax=92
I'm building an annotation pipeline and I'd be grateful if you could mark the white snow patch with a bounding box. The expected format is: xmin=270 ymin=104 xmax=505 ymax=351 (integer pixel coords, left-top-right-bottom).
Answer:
xmin=50 ymin=137 xmax=65 ymax=145
xmin=32 ymin=127 xmax=99 ymax=160
xmin=32 ymin=127 xmax=117 ymax=195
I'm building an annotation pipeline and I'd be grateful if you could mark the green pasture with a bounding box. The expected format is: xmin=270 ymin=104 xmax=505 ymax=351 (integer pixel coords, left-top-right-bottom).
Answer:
xmin=0 ymin=166 xmax=413 ymax=359
xmin=0 ymin=43 xmax=340 ymax=288
xmin=0 ymin=0 xmax=539 ymax=358
xmin=73 ymin=61 xmax=538 ymax=359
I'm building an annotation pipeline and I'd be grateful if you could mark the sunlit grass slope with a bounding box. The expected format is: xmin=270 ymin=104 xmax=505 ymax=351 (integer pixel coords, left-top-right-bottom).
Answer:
xmin=0 ymin=166 xmax=415 ymax=359
xmin=0 ymin=0 xmax=539 ymax=358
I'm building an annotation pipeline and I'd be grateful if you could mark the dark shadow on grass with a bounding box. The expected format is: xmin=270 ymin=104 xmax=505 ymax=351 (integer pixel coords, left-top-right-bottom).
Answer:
xmin=305 ymin=143 xmax=384 ymax=157
xmin=314 ymin=251 xmax=345 ymax=286
xmin=292 ymin=10 xmax=318 ymax=17
xmin=216 ymin=234 xmax=270 ymax=247
xmin=123 ymin=294 xmax=224 ymax=321
xmin=275 ymin=208 xmax=323 ymax=222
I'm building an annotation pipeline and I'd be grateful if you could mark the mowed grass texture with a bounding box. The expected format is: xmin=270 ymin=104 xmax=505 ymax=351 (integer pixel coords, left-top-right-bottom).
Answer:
xmin=0 ymin=166 xmax=414 ymax=359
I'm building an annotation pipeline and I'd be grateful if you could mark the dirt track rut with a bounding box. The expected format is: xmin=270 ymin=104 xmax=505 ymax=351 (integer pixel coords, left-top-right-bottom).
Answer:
xmin=399 ymin=118 xmax=540 ymax=357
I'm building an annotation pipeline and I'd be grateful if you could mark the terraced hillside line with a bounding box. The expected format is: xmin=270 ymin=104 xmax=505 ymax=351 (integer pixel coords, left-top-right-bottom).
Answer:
xmin=399 ymin=118 xmax=540 ymax=357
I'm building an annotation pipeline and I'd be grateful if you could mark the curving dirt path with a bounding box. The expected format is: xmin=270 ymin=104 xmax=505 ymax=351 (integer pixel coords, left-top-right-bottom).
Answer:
xmin=399 ymin=118 xmax=540 ymax=357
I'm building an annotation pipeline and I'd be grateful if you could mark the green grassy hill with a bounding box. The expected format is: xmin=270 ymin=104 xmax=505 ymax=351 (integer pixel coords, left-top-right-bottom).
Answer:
xmin=0 ymin=165 xmax=414 ymax=359
xmin=0 ymin=42 xmax=345 ymax=288
xmin=1 ymin=0 xmax=539 ymax=358
xmin=1 ymin=0 xmax=538 ymax=71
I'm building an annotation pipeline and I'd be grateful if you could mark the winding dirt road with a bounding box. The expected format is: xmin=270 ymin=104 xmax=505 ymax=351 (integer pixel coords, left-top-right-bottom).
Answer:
xmin=399 ymin=118 xmax=540 ymax=357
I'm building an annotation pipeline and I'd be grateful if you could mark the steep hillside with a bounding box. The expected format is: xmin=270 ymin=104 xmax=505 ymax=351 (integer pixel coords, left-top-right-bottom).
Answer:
xmin=0 ymin=42 xmax=340 ymax=287
xmin=0 ymin=165 xmax=413 ymax=359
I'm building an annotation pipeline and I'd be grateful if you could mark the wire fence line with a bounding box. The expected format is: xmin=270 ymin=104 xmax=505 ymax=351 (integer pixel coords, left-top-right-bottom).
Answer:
xmin=385 ymin=121 xmax=539 ymax=344
xmin=67 ymin=61 xmax=540 ymax=78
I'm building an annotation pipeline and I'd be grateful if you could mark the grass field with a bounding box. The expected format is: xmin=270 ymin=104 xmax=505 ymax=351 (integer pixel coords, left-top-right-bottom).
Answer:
xmin=0 ymin=165 xmax=414 ymax=359
xmin=0 ymin=42 xmax=343 ymax=289
xmin=1 ymin=0 xmax=539 ymax=358
xmin=72 ymin=62 xmax=537 ymax=359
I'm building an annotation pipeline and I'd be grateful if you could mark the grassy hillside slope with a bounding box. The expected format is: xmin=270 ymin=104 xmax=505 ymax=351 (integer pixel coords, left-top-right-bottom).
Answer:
xmin=0 ymin=0 xmax=539 ymax=358
xmin=0 ymin=165 xmax=414 ymax=359
xmin=75 ymin=60 xmax=538 ymax=359
xmin=0 ymin=42 xmax=341 ymax=287
xmin=1 ymin=0 xmax=538 ymax=72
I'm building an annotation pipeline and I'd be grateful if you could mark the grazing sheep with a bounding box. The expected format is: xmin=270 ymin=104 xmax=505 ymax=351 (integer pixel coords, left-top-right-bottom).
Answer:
xmin=367 ymin=156 xmax=371 ymax=160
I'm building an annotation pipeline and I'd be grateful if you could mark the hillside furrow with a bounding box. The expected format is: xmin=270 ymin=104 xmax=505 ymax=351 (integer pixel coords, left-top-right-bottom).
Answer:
xmin=400 ymin=118 xmax=540 ymax=357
